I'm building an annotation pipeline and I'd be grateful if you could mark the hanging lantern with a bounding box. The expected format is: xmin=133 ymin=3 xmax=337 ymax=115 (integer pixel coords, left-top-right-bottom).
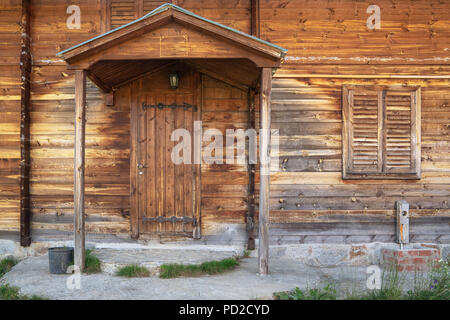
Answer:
xmin=168 ymin=73 xmax=179 ymax=89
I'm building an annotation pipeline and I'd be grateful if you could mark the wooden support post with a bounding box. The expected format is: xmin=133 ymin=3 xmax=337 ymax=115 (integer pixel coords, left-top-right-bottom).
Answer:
xmin=129 ymin=81 xmax=139 ymax=239
xmin=20 ymin=0 xmax=31 ymax=247
xmin=258 ymin=68 xmax=272 ymax=275
xmin=247 ymin=89 xmax=256 ymax=250
xmin=74 ymin=69 xmax=86 ymax=271
xmin=193 ymin=72 xmax=202 ymax=239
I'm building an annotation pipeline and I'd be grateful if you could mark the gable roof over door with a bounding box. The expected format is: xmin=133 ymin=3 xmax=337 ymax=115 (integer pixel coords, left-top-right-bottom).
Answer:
xmin=56 ymin=3 xmax=287 ymax=66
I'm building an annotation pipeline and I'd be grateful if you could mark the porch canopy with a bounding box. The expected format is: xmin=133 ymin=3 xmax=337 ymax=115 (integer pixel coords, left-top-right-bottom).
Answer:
xmin=57 ymin=3 xmax=287 ymax=274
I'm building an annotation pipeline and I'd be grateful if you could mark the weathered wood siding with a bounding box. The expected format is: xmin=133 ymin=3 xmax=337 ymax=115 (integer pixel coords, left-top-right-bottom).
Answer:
xmin=261 ymin=0 xmax=450 ymax=65
xmin=0 ymin=0 xmax=21 ymax=230
xmin=26 ymin=0 xmax=129 ymax=234
xmin=0 ymin=0 xmax=448 ymax=243
xmin=261 ymin=0 xmax=450 ymax=243
xmin=105 ymin=0 xmax=251 ymax=33
xmin=201 ymin=76 xmax=250 ymax=236
xmin=269 ymin=76 xmax=449 ymax=243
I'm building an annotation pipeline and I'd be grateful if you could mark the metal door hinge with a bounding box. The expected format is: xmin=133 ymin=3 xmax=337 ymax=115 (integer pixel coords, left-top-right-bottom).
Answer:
xmin=142 ymin=102 xmax=197 ymax=112
xmin=143 ymin=216 xmax=197 ymax=225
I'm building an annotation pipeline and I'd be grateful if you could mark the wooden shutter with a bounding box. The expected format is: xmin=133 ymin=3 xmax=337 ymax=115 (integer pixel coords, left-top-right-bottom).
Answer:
xmin=110 ymin=0 xmax=137 ymax=29
xmin=104 ymin=0 xmax=167 ymax=31
xmin=342 ymin=86 xmax=421 ymax=179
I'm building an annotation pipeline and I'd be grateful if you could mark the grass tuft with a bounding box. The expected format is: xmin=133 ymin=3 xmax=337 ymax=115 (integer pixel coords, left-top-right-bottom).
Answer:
xmin=406 ymin=258 xmax=449 ymax=300
xmin=274 ymin=283 xmax=337 ymax=300
xmin=0 ymin=284 xmax=47 ymax=300
xmin=0 ymin=257 xmax=18 ymax=278
xmin=84 ymin=249 xmax=101 ymax=274
xmin=159 ymin=257 xmax=239 ymax=279
xmin=0 ymin=284 xmax=21 ymax=300
xmin=358 ymin=266 xmax=404 ymax=300
xmin=116 ymin=264 xmax=150 ymax=277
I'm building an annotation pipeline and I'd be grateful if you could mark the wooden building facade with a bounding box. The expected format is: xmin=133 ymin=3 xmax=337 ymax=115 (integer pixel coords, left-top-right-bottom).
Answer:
xmin=0 ymin=0 xmax=449 ymax=255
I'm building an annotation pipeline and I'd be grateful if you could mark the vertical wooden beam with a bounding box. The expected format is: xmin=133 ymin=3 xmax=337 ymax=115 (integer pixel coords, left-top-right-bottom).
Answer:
xmin=251 ymin=0 xmax=260 ymax=37
xmin=130 ymin=80 xmax=139 ymax=239
xmin=248 ymin=0 xmax=260 ymax=252
xmin=249 ymin=1 xmax=260 ymax=252
xmin=20 ymin=0 xmax=31 ymax=247
xmin=100 ymin=0 xmax=107 ymax=34
xmin=193 ymin=72 xmax=202 ymax=239
xmin=104 ymin=0 xmax=112 ymax=32
xmin=246 ymin=89 xmax=256 ymax=250
xmin=136 ymin=0 xmax=144 ymax=18
xmin=258 ymin=68 xmax=272 ymax=275
xmin=74 ymin=69 xmax=86 ymax=271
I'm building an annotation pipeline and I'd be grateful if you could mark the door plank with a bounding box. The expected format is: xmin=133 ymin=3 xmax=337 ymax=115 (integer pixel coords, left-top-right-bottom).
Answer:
xmin=174 ymin=93 xmax=185 ymax=233
xmin=155 ymin=93 xmax=166 ymax=233
xmin=145 ymin=94 xmax=157 ymax=233
xmin=137 ymin=90 xmax=147 ymax=232
xmin=183 ymin=93 xmax=194 ymax=234
xmin=165 ymin=94 xmax=176 ymax=233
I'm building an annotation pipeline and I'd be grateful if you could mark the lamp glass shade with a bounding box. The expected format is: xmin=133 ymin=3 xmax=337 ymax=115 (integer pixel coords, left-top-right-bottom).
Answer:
xmin=169 ymin=73 xmax=179 ymax=89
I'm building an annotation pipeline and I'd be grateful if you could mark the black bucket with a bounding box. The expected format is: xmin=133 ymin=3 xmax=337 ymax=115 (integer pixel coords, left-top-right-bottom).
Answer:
xmin=48 ymin=247 xmax=74 ymax=274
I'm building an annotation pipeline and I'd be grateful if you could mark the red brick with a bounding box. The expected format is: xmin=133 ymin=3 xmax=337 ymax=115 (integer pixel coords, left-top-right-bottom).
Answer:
xmin=419 ymin=250 xmax=432 ymax=256
xmin=413 ymin=258 xmax=426 ymax=264
xmin=398 ymin=258 xmax=411 ymax=265
xmin=408 ymin=251 xmax=420 ymax=256
xmin=406 ymin=265 xmax=417 ymax=272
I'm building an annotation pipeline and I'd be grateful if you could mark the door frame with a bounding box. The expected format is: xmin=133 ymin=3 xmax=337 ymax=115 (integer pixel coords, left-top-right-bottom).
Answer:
xmin=130 ymin=70 xmax=202 ymax=239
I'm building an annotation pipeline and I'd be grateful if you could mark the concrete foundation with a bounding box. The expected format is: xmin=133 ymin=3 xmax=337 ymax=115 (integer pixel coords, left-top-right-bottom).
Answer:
xmin=1 ymin=236 xmax=449 ymax=269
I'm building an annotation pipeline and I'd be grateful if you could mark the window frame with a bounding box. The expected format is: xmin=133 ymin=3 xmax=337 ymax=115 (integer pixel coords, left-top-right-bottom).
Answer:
xmin=342 ymin=85 xmax=421 ymax=180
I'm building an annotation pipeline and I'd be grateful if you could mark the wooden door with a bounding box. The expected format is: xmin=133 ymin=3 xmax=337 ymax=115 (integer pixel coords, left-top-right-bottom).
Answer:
xmin=133 ymin=69 xmax=200 ymax=237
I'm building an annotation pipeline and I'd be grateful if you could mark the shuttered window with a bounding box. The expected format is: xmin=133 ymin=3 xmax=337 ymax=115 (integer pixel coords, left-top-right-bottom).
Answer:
xmin=105 ymin=0 xmax=167 ymax=30
xmin=342 ymin=85 xmax=421 ymax=179
xmin=110 ymin=0 xmax=137 ymax=29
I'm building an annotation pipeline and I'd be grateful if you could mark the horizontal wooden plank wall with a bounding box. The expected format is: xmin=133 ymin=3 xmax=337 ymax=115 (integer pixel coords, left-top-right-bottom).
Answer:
xmin=259 ymin=0 xmax=450 ymax=244
xmin=179 ymin=0 xmax=251 ymax=34
xmin=268 ymin=76 xmax=450 ymax=243
xmin=260 ymin=0 xmax=450 ymax=64
xmin=0 ymin=0 xmax=21 ymax=231
xmin=201 ymin=76 xmax=250 ymax=236
xmin=105 ymin=0 xmax=251 ymax=33
xmin=23 ymin=0 xmax=129 ymax=234
xmin=0 ymin=0 xmax=448 ymax=244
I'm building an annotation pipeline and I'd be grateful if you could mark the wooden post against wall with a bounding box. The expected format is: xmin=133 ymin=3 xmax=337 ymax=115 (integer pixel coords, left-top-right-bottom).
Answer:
xmin=74 ymin=70 xmax=86 ymax=271
xmin=258 ymin=68 xmax=272 ymax=275
xmin=20 ymin=0 xmax=31 ymax=247
xmin=246 ymin=89 xmax=256 ymax=250
xmin=248 ymin=0 xmax=260 ymax=251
